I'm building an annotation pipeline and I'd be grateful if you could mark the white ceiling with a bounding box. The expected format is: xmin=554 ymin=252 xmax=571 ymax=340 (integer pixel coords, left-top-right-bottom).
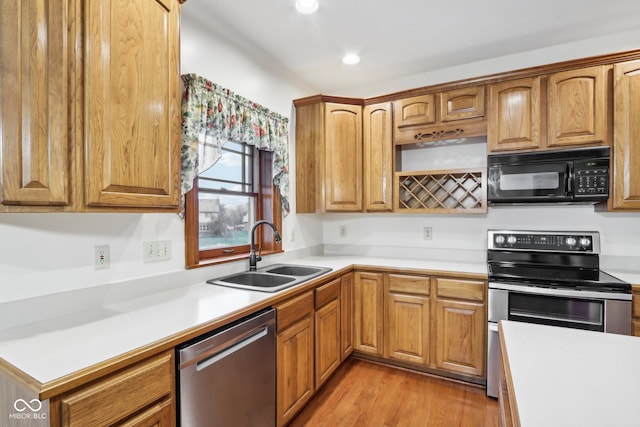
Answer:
xmin=181 ymin=0 xmax=640 ymax=94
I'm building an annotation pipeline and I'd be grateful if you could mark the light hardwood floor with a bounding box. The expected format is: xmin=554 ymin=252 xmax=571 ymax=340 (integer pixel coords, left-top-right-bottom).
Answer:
xmin=289 ymin=358 xmax=499 ymax=427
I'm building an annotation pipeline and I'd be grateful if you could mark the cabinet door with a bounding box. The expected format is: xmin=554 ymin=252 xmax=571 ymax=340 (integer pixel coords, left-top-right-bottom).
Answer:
xmin=277 ymin=316 xmax=314 ymax=427
xmin=84 ymin=0 xmax=181 ymax=209
xmin=612 ymin=60 xmax=640 ymax=210
xmin=363 ymin=102 xmax=393 ymax=212
xmin=435 ymin=299 xmax=485 ymax=377
xmin=0 ymin=0 xmax=73 ymax=207
xmin=547 ymin=66 xmax=608 ymax=148
xmin=340 ymin=273 xmax=354 ymax=360
xmin=324 ymin=103 xmax=362 ymax=211
xmin=440 ymin=86 xmax=485 ymax=122
xmin=488 ymin=77 xmax=542 ymax=152
xmin=384 ymin=274 xmax=431 ymax=365
xmin=315 ymin=298 xmax=341 ymax=387
xmin=354 ymin=272 xmax=384 ymax=355
xmin=394 ymin=94 xmax=437 ymax=128
xmin=385 ymin=293 xmax=430 ymax=365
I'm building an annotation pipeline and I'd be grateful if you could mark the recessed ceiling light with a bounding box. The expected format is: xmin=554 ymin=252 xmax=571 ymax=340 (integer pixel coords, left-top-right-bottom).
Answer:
xmin=342 ymin=53 xmax=360 ymax=65
xmin=295 ymin=0 xmax=319 ymax=14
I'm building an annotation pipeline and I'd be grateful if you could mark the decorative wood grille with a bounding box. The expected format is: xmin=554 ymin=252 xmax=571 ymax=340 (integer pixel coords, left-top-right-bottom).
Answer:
xmin=395 ymin=168 xmax=487 ymax=213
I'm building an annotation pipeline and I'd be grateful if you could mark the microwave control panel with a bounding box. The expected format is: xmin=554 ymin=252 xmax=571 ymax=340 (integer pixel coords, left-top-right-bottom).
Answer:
xmin=574 ymin=158 xmax=609 ymax=196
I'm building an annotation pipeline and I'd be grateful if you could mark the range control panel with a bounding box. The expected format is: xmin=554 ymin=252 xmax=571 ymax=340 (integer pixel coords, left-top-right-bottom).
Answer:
xmin=488 ymin=230 xmax=599 ymax=253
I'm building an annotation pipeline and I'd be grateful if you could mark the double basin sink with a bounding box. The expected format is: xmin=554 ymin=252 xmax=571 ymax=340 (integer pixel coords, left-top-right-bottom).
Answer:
xmin=207 ymin=264 xmax=332 ymax=293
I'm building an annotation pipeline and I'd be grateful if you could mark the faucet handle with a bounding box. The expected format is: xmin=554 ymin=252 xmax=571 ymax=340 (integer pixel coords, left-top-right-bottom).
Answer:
xmin=256 ymin=246 xmax=262 ymax=262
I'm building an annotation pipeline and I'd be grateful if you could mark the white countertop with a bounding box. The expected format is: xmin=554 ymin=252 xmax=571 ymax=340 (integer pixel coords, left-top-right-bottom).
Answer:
xmin=0 ymin=255 xmax=486 ymax=388
xmin=500 ymin=321 xmax=640 ymax=427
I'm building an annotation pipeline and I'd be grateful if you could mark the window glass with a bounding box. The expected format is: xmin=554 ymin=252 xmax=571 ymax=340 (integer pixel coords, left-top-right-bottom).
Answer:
xmin=197 ymin=142 xmax=256 ymax=251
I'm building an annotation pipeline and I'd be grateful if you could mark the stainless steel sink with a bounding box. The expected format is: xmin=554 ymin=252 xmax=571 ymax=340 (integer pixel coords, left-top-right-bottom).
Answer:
xmin=207 ymin=263 xmax=332 ymax=292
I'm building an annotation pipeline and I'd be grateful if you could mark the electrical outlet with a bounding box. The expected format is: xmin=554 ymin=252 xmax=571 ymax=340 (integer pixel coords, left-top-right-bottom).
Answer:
xmin=339 ymin=226 xmax=347 ymax=238
xmin=423 ymin=227 xmax=433 ymax=240
xmin=94 ymin=245 xmax=110 ymax=270
xmin=289 ymin=230 xmax=295 ymax=242
xmin=143 ymin=240 xmax=172 ymax=263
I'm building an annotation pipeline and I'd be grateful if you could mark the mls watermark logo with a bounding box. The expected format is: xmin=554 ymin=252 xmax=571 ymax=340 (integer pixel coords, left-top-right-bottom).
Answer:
xmin=9 ymin=399 xmax=47 ymax=420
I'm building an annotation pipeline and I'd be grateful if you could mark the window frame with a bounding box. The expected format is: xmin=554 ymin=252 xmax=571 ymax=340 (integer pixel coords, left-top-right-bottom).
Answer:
xmin=184 ymin=147 xmax=282 ymax=268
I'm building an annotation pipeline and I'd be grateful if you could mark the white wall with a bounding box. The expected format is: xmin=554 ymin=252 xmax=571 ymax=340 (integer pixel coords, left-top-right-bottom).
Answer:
xmin=2 ymin=9 xmax=639 ymax=305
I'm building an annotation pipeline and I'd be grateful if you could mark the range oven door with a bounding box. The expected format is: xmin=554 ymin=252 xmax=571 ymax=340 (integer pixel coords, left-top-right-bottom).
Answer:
xmin=488 ymin=161 xmax=572 ymax=203
xmin=486 ymin=285 xmax=631 ymax=398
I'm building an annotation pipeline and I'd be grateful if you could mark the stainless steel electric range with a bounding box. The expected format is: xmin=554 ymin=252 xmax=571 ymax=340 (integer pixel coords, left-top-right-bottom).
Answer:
xmin=486 ymin=229 xmax=631 ymax=398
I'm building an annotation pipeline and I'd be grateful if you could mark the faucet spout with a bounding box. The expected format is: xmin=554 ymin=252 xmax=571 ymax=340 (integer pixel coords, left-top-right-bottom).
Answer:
xmin=249 ymin=220 xmax=281 ymax=271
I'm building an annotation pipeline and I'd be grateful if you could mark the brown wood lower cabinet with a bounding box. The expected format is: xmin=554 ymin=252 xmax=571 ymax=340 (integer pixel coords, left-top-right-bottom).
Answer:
xmin=50 ymin=350 xmax=175 ymax=427
xmin=384 ymin=274 xmax=431 ymax=365
xmin=277 ymin=272 xmax=354 ymax=426
xmin=353 ymin=271 xmax=384 ymax=355
xmin=340 ymin=273 xmax=354 ymax=360
xmin=354 ymin=270 xmax=487 ymax=383
xmin=315 ymin=279 xmax=341 ymax=387
xmin=276 ymin=291 xmax=315 ymax=427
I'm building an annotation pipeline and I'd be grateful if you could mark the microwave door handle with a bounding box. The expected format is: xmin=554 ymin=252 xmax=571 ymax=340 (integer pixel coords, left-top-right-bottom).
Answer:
xmin=566 ymin=163 xmax=574 ymax=194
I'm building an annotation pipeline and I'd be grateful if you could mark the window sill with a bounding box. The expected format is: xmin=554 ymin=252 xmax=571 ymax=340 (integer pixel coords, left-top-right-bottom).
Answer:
xmin=186 ymin=249 xmax=284 ymax=270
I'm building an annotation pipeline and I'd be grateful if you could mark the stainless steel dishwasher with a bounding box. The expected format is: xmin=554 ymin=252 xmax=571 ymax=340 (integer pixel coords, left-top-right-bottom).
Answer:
xmin=177 ymin=308 xmax=276 ymax=427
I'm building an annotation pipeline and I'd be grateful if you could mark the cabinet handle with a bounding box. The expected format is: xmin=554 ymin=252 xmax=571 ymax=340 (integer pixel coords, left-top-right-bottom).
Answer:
xmin=223 ymin=249 xmax=235 ymax=254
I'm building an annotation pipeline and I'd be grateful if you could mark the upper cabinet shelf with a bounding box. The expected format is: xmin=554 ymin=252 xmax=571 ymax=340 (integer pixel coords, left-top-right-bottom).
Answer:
xmin=393 ymin=86 xmax=487 ymax=145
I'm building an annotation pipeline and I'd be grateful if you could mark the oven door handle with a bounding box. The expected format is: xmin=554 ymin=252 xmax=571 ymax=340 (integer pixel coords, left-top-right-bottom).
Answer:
xmin=509 ymin=309 xmax=603 ymax=327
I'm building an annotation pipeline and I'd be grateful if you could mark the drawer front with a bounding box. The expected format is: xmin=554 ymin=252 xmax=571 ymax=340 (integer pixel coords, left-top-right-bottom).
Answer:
xmin=60 ymin=351 xmax=174 ymax=426
xmin=435 ymin=277 xmax=485 ymax=302
xmin=387 ymin=274 xmax=430 ymax=295
xmin=277 ymin=290 xmax=314 ymax=331
xmin=315 ymin=278 xmax=341 ymax=309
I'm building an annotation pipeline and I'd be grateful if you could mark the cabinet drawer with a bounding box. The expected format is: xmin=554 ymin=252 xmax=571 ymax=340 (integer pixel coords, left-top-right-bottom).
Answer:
xmin=435 ymin=278 xmax=485 ymax=302
xmin=59 ymin=351 xmax=174 ymax=426
xmin=440 ymin=86 xmax=485 ymax=122
xmin=387 ymin=274 xmax=430 ymax=295
xmin=277 ymin=291 xmax=314 ymax=330
xmin=315 ymin=278 xmax=341 ymax=308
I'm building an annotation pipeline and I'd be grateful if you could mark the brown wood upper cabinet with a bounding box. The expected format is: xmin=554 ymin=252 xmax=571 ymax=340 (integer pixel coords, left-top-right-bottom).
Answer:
xmin=488 ymin=65 xmax=610 ymax=153
xmin=295 ymin=98 xmax=363 ymax=213
xmin=0 ymin=0 xmax=74 ymax=208
xmin=363 ymin=102 xmax=393 ymax=212
xmin=393 ymin=86 xmax=486 ymax=145
xmin=609 ymin=60 xmax=640 ymax=210
xmin=0 ymin=0 xmax=182 ymax=212
xmin=84 ymin=0 xmax=181 ymax=209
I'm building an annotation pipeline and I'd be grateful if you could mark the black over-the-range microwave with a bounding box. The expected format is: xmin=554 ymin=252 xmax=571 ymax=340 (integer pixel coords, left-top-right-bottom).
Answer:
xmin=487 ymin=146 xmax=610 ymax=204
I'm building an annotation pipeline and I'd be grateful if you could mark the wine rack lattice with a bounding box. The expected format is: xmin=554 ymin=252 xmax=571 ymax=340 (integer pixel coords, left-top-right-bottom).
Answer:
xmin=395 ymin=168 xmax=487 ymax=213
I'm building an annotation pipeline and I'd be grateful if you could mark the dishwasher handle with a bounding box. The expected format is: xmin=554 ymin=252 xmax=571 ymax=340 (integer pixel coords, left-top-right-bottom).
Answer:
xmin=195 ymin=326 xmax=269 ymax=372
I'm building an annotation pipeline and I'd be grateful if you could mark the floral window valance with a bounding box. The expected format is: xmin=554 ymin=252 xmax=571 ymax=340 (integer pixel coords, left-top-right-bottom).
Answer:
xmin=180 ymin=73 xmax=290 ymax=215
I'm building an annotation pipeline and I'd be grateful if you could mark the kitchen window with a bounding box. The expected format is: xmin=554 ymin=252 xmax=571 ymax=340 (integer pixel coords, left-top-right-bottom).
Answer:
xmin=184 ymin=142 xmax=282 ymax=267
